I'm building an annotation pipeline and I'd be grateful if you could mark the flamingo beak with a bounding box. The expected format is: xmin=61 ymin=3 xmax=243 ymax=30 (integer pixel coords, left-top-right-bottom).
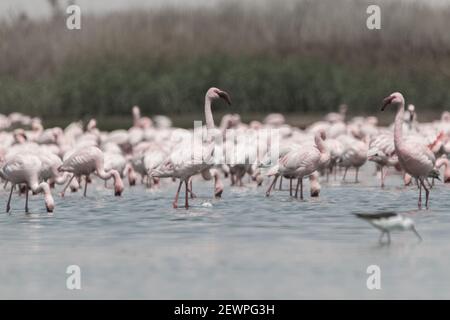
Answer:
xmin=381 ymin=96 xmax=394 ymax=111
xmin=218 ymin=91 xmax=232 ymax=105
xmin=115 ymin=186 xmax=123 ymax=196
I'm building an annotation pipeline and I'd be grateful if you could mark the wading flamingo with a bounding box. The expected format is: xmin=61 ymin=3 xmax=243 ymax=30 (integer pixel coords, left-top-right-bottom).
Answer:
xmin=58 ymin=146 xmax=124 ymax=197
xmin=0 ymin=154 xmax=55 ymax=213
xmin=381 ymin=92 xmax=437 ymax=209
xmin=367 ymin=134 xmax=398 ymax=188
xmin=152 ymin=87 xmax=231 ymax=209
xmin=266 ymin=130 xmax=329 ymax=199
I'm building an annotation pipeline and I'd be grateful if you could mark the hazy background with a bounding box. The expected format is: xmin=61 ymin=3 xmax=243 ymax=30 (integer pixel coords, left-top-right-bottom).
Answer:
xmin=1 ymin=0 xmax=450 ymax=128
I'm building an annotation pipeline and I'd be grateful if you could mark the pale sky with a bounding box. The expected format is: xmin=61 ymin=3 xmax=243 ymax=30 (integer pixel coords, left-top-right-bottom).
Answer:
xmin=0 ymin=0 xmax=447 ymax=21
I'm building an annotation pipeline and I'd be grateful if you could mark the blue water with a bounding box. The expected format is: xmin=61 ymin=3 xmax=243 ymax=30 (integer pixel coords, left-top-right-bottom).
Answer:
xmin=1 ymin=165 xmax=450 ymax=299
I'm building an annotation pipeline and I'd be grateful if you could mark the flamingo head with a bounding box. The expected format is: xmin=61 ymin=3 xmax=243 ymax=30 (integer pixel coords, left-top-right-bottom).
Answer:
xmin=381 ymin=92 xmax=404 ymax=111
xmin=114 ymin=177 xmax=124 ymax=196
xmin=206 ymin=87 xmax=232 ymax=105
xmin=132 ymin=105 xmax=141 ymax=117
xmin=45 ymin=194 xmax=55 ymax=213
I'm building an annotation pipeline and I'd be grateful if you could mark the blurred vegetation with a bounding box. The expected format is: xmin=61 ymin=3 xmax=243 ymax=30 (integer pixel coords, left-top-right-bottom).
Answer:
xmin=1 ymin=0 xmax=450 ymax=127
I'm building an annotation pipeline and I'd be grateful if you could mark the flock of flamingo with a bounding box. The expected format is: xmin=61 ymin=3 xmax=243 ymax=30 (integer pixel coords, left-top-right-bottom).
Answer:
xmin=1 ymin=88 xmax=450 ymax=214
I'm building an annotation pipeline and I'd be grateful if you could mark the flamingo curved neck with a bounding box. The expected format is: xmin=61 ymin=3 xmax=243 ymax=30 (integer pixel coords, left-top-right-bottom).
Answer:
xmin=394 ymin=102 xmax=405 ymax=149
xmin=437 ymin=158 xmax=449 ymax=169
xmin=205 ymin=97 xmax=214 ymax=130
xmin=315 ymin=134 xmax=326 ymax=154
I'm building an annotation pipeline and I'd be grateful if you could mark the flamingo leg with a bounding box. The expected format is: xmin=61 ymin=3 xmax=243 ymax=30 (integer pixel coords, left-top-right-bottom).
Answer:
xmin=334 ymin=164 xmax=337 ymax=181
xmin=382 ymin=167 xmax=388 ymax=187
xmin=230 ymin=174 xmax=235 ymax=186
xmin=278 ymin=177 xmax=283 ymax=190
xmin=418 ymin=178 xmax=422 ymax=209
xmin=172 ymin=180 xmax=183 ymax=208
xmin=380 ymin=166 xmax=385 ymax=188
xmin=189 ymin=178 xmax=196 ymax=199
xmin=60 ymin=174 xmax=75 ymax=197
xmin=420 ymin=178 xmax=430 ymax=209
xmin=300 ymin=178 xmax=304 ymax=200
xmin=25 ymin=185 xmax=29 ymax=213
xmin=6 ymin=184 xmax=14 ymax=213
xmin=184 ymin=180 xmax=189 ymax=209
xmin=355 ymin=167 xmax=359 ymax=183
xmin=265 ymin=175 xmax=279 ymax=197
xmin=289 ymin=178 xmax=293 ymax=196
xmin=342 ymin=167 xmax=348 ymax=181
xmin=295 ymin=178 xmax=300 ymax=198
xmin=83 ymin=175 xmax=89 ymax=197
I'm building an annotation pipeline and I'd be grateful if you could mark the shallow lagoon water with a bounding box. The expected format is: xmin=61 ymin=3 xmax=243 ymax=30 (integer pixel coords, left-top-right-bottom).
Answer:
xmin=1 ymin=165 xmax=450 ymax=299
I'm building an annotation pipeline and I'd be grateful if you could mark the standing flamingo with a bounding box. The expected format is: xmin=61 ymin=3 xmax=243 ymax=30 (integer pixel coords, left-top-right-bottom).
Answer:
xmin=58 ymin=146 xmax=124 ymax=197
xmin=367 ymin=134 xmax=398 ymax=188
xmin=266 ymin=130 xmax=330 ymax=199
xmin=0 ymin=154 xmax=55 ymax=213
xmin=152 ymin=87 xmax=231 ymax=209
xmin=381 ymin=92 xmax=436 ymax=209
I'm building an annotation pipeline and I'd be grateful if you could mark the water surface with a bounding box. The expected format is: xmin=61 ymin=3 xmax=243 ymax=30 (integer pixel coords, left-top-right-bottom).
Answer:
xmin=1 ymin=165 xmax=449 ymax=299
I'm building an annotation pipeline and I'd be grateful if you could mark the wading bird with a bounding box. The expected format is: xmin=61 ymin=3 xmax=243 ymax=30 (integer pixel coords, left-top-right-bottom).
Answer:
xmin=381 ymin=92 xmax=437 ymax=209
xmin=58 ymin=146 xmax=124 ymax=197
xmin=0 ymin=154 xmax=55 ymax=213
xmin=266 ymin=130 xmax=329 ymax=199
xmin=354 ymin=212 xmax=422 ymax=244
xmin=152 ymin=87 xmax=231 ymax=209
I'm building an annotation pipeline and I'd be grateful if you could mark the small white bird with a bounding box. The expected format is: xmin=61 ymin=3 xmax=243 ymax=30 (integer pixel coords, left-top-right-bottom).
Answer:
xmin=354 ymin=212 xmax=422 ymax=244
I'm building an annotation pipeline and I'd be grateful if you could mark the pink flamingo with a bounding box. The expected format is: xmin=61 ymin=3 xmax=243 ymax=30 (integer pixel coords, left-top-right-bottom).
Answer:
xmin=152 ymin=87 xmax=231 ymax=209
xmin=266 ymin=130 xmax=330 ymax=199
xmin=381 ymin=92 xmax=436 ymax=209
xmin=0 ymin=154 xmax=55 ymax=213
xmin=58 ymin=146 xmax=124 ymax=197
xmin=367 ymin=134 xmax=398 ymax=188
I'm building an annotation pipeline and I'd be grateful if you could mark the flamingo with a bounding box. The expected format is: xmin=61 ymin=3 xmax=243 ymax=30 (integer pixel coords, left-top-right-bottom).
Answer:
xmin=58 ymin=146 xmax=124 ymax=197
xmin=152 ymin=87 xmax=231 ymax=209
xmin=367 ymin=134 xmax=398 ymax=188
xmin=0 ymin=154 xmax=55 ymax=213
xmin=338 ymin=134 xmax=368 ymax=183
xmin=381 ymin=92 xmax=437 ymax=209
xmin=266 ymin=130 xmax=329 ymax=199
